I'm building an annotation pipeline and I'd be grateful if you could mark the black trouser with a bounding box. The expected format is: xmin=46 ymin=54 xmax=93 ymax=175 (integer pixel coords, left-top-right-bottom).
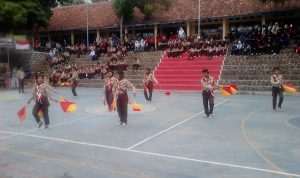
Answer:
xmin=272 ymin=86 xmax=283 ymax=109
xmin=18 ymin=79 xmax=24 ymax=93
xmin=32 ymin=97 xmax=50 ymax=125
xmin=71 ymin=81 xmax=78 ymax=97
xmin=144 ymin=81 xmax=153 ymax=101
xmin=117 ymin=94 xmax=128 ymax=123
xmin=105 ymin=87 xmax=114 ymax=111
xmin=202 ymin=90 xmax=214 ymax=116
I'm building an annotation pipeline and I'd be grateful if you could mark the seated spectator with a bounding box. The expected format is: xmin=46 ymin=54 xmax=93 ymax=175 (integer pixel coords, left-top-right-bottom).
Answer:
xmin=296 ymin=43 xmax=300 ymax=56
xmin=132 ymin=58 xmax=140 ymax=73
xmin=134 ymin=40 xmax=140 ymax=52
xmin=117 ymin=58 xmax=128 ymax=72
xmin=78 ymin=67 xmax=86 ymax=79
xmin=140 ymin=38 xmax=145 ymax=52
xmin=100 ymin=64 xmax=108 ymax=79
xmin=89 ymin=49 xmax=97 ymax=61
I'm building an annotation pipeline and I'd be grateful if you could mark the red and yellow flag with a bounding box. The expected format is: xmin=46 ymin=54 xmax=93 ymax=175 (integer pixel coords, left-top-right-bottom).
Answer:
xmin=220 ymin=86 xmax=233 ymax=96
xmin=60 ymin=97 xmax=77 ymax=112
xmin=111 ymin=99 xmax=116 ymax=110
xmin=133 ymin=101 xmax=142 ymax=111
xmin=17 ymin=106 xmax=26 ymax=122
xmin=128 ymin=98 xmax=131 ymax=105
xmin=282 ymin=84 xmax=297 ymax=94
xmin=38 ymin=109 xmax=44 ymax=118
xmin=230 ymin=84 xmax=238 ymax=94
xmin=60 ymin=82 xmax=72 ymax=87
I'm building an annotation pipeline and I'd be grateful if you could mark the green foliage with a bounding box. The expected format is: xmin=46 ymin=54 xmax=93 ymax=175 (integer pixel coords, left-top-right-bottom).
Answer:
xmin=0 ymin=0 xmax=67 ymax=34
xmin=0 ymin=2 xmax=27 ymax=34
xmin=113 ymin=0 xmax=171 ymax=23
xmin=60 ymin=0 xmax=86 ymax=6
xmin=113 ymin=0 xmax=135 ymax=23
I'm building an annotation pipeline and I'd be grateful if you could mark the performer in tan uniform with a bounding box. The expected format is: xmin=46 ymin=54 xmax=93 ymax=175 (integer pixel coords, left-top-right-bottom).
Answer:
xmin=143 ymin=68 xmax=159 ymax=102
xmin=271 ymin=67 xmax=284 ymax=111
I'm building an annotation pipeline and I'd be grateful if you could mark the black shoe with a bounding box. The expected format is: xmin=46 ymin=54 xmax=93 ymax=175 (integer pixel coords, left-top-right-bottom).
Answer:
xmin=37 ymin=121 xmax=43 ymax=128
xmin=44 ymin=125 xmax=49 ymax=129
xmin=116 ymin=122 xmax=123 ymax=126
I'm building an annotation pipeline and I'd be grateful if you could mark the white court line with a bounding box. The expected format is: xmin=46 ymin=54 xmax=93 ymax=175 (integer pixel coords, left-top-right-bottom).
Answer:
xmin=1 ymin=114 xmax=97 ymax=140
xmin=0 ymin=130 xmax=299 ymax=178
xmin=127 ymin=99 xmax=230 ymax=150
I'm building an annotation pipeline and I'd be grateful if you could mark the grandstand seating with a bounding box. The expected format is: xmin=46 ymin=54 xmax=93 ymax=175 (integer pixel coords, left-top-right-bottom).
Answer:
xmin=219 ymin=48 xmax=300 ymax=92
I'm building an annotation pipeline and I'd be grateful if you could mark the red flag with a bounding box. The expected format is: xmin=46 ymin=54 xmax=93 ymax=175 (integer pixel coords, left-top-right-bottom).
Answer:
xmin=17 ymin=106 xmax=26 ymax=122
xmin=165 ymin=91 xmax=171 ymax=96
xmin=60 ymin=97 xmax=77 ymax=112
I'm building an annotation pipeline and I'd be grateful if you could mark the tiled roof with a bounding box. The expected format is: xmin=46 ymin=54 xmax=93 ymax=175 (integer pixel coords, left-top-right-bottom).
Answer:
xmin=46 ymin=0 xmax=300 ymax=31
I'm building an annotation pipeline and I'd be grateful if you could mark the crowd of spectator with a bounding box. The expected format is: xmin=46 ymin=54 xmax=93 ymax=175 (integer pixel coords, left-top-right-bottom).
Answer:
xmin=36 ymin=23 xmax=299 ymax=85
xmin=229 ymin=22 xmax=297 ymax=55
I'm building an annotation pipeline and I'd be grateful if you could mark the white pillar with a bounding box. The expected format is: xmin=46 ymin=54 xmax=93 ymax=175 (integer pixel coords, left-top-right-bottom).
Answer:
xmin=186 ymin=21 xmax=191 ymax=37
xmin=262 ymin=15 xmax=266 ymax=25
xmin=71 ymin=31 xmax=74 ymax=45
xmin=222 ymin=18 xmax=229 ymax=40
xmin=154 ymin=24 xmax=158 ymax=49
xmin=96 ymin=29 xmax=100 ymax=43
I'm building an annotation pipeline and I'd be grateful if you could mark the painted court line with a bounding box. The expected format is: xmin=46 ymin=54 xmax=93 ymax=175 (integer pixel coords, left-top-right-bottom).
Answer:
xmin=1 ymin=114 xmax=97 ymax=140
xmin=0 ymin=130 xmax=299 ymax=177
xmin=126 ymin=99 xmax=230 ymax=150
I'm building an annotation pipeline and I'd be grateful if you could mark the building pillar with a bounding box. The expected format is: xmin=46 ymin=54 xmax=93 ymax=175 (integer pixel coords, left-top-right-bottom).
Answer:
xmin=262 ymin=15 xmax=266 ymax=25
xmin=186 ymin=21 xmax=191 ymax=37
xmin=159 ymin=26 xmax=163 ymax=35
xmin=71 ymin=31 xmax=74 ymax=45
xmin=154 ymin=24 xmax=158 ymax=49
xmin=190 ymin=22 xmax=196 ymax=36
xmin=47 ymin=33 xmax=52 ymax=42
xmin=222 ymin=18 xmax=229 ymax=40
xmin=96 ymin=29 xmax=100 ymax=43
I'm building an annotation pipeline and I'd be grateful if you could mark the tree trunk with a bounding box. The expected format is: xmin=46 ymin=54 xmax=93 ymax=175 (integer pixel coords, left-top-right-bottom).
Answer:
xmin=120 ymin=15 xmax=123 ymax=38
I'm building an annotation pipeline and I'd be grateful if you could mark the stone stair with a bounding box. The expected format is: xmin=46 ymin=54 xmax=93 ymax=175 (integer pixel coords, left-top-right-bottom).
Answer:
xmin=219 ymin=52 xmax=300 ymax=92
xmin=75 ymin=51 xmax=163 ymax=88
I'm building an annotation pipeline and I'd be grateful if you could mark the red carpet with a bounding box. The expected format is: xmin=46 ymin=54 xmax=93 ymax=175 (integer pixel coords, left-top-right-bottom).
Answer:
xmin=154 ymin=53 xmax=224 ymax=91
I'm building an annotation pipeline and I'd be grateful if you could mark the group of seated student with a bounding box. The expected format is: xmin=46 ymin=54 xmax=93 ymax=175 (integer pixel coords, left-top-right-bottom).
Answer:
xmin=296 ymin=42 xmax=300 ymax=56
xmin=77 ymin=56 xmax=132 ymax=80
xmin=229 ymin=22 xmax=298 ymax=55
xmin=47 ymin=47 xmax=71 ymax=68
xmin=164 ymin=35 xmax=228 ymax=58
xmin=50 ymin=64 xmax=75 ymax=87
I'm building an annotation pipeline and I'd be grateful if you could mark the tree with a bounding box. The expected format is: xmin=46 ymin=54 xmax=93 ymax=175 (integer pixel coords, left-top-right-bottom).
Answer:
xmin=0 ymin=0 xmax=67 ymax=35
xmin=113 ymin=0 xmax=171 ymax=38
xmin=91 ymin=0 xmax=108 ymax=2
xmin=60 ymin=0 xmax=86 ymax=6
xmin=113 ymin=0 xmax=135 ymax=38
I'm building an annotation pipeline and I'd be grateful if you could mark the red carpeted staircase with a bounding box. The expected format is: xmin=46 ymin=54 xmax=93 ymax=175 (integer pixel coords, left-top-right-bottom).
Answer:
xmin=154 ymin=52 xmax=224 ymax=91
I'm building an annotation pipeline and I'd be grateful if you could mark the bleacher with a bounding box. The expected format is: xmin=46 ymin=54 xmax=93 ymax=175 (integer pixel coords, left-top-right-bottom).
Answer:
xmin=73 ymin=51 xmax=162 ymax=88
xmin=219 ymin=47 xmax=300 ymax=92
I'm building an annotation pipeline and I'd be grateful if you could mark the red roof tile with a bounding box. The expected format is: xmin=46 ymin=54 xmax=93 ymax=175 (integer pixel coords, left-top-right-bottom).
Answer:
xmin=46 ymin=0 xmax=300 ymax=31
